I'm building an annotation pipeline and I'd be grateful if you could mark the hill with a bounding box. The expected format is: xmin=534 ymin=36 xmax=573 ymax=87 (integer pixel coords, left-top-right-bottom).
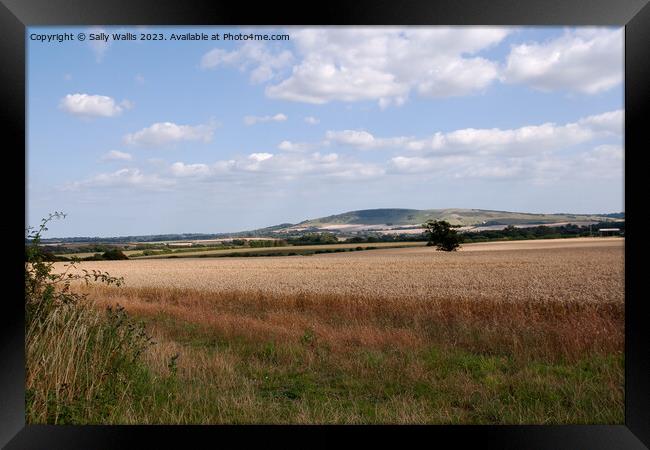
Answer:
xmin=38 ymin=208 xmax=623 ymax=243
xmin=278 ymin=208 xmax=621 ymax=230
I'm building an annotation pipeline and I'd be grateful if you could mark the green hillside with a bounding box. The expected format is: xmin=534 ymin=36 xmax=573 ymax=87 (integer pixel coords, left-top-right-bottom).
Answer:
xmin=296 ymin=208 xmax=619 ymax=227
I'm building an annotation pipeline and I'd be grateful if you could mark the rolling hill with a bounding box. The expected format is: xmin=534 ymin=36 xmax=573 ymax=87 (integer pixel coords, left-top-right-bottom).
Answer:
xmin=264 ymin=208 xmax=623 ymax=234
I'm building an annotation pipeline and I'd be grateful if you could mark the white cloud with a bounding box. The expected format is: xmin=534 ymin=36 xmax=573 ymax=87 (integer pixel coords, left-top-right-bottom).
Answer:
xmin=325 ymin=130 xmax=409 ymax=150
xmin=201 ymin=28 xmax=621 ymax=107
xmin=502 ymin=28 xmax=623 ymax=94
xmin=264 ymin=27 xmax=510 ymax=106
xmin=124 ymin=121 xmax=217 ymax=147
xmin=200 ymin=41 xmax=293 ymax=83
xmin=277 ymin=140 xmax=314 ymax=152
xmin=65 ymin=168 xmax=174 ymax=191
xmin=313 ymin=152 xmax=338 ymax=163
xmin=385 ymin=110 xmax=623 ymax=182
xmin=149 ymin=151 xmax=383 ymax=185
xmin=390 ymin=155 xmax=471 ymax=174
xmin=577 ymin=109 xmax=623 ymax=134
xmin=304 ymin=116 xmax=320 ymax=125
xmin=101 ymin=150 xmax=133 ymax=161
xmin=578 ymin=144 xmax=624 ymax=179
xmin=169 ymin=162 xmax=211 ymax=177
xmin=60 ymin=94 xmax=130 ymax=118
xmin=328 ymin=109 xmax=622 ymax=156
xmin=243 ymin=113 xmax=287 ymax=126
xmin=248 ymin=152 xmax=274 ymax=162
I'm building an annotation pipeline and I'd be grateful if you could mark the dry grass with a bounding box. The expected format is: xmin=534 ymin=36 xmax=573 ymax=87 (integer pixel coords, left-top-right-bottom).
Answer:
xmin=80 ymin=283 xmax=622 ymax=363
xmin=49 ymin=238 xmax=624 ymax=424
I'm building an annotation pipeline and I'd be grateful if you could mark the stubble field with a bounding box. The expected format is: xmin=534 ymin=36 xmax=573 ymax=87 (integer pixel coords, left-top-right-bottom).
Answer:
xmin=49 ymin=238 xmax=624 ymax=424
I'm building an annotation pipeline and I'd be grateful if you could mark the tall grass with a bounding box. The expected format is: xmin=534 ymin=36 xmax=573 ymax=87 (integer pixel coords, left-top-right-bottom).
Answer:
xmin=85 ymin=285 xmax=623 ymax=363
xmin=74 ymin=284 xmax=623 ymax=424
xmin=25 ymin=214 xmax=154 ymax=424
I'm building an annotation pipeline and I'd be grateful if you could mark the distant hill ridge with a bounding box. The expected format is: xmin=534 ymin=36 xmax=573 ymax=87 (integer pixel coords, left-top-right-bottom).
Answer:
xmin=37 ymin=208 xmax=623 ymax=242
xmin=292 ymin=208 xmax=622 ymax=228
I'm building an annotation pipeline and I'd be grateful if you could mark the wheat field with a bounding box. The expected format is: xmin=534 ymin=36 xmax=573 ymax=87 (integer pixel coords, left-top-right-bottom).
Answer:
xmin=50 ymin=237 xmax=624 ymax=424
xmin=58 ymin=237 xmax=624 ymax=304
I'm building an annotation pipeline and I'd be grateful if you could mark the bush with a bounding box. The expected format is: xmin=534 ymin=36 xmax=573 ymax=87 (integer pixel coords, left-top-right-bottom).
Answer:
xmin=25 ymin=213 xmax=153 ymax=424
xmin=102 ymin=249 xmax=129 ymax=260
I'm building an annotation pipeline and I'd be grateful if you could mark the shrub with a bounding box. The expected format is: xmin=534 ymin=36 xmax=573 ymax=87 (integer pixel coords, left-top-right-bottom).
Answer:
xmin=25 ymin=213 xmax=153 ymax=424
xmin=102 ymin=249 xmax=129 ymax=260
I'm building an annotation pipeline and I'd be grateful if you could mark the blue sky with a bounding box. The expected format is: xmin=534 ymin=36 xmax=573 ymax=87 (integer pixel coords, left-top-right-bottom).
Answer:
xmin=27 ymin=26 xmax=624 ymax=237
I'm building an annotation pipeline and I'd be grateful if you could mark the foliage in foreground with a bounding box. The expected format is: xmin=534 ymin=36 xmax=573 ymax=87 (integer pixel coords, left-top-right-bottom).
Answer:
xmin=25 ymin=213 xmax=154 ymax=424
xmin=77 ymin=284 xmax=624 ymax=424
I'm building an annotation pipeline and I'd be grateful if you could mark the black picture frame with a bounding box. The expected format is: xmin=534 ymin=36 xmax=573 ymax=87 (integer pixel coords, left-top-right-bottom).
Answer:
xmin=4 ymin=0 xmax=648 ymax=448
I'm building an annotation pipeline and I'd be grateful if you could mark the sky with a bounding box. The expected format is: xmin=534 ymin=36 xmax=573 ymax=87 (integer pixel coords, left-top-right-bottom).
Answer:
xmin=27 ymin=26 xmax=624 ymax=237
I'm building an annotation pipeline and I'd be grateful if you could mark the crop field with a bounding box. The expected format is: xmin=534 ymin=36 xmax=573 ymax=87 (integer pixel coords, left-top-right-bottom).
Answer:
xmin=47 ymin=237 xmax=624 ymax=424
xmin=55 ymin=241 xmax=424 ymax=259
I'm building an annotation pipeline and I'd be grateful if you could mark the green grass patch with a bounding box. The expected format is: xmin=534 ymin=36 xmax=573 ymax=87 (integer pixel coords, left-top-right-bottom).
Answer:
xmin=121 ymin=312 xmax=624 ymax=424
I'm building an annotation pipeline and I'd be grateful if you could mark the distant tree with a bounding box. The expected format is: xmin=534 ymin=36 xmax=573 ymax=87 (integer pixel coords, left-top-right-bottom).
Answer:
xmin=101 ymin=249 xmax=129 ymax=260
xmin=422 ymin=220 xmax=463 ymax=251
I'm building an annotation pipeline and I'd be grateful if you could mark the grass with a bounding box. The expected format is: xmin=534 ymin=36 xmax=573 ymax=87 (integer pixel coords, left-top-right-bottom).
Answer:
xmin=61 ymin=282 xmax=624 ymax=424
xmin=131 ymin=241 xmax=423 ymax=259
xmin=55 ymin=241 xmax=424 ymax=260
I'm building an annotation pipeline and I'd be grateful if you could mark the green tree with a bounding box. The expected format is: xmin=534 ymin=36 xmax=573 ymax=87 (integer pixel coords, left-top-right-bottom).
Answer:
xmin=101 ymin=249 xmax=129 ymax=260
xmin=422 ymin=220 xmax=463 ymax=251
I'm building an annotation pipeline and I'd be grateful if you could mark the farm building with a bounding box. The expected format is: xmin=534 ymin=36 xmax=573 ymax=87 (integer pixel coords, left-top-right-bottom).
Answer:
xmin=598 ymin=228 xmax=620 ymax=236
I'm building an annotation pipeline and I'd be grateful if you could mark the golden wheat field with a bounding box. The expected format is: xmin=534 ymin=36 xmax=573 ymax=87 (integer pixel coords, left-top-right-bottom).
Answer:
xmin=40 ymin=237 xmax=625 ymax=424
xmin=57 ymin=237 xmax=624 ymax=304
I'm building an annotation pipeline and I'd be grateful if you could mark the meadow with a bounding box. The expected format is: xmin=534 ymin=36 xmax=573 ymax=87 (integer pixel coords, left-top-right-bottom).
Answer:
xmin=56 ymin=241 xmax=424 ymax=259
xmin=32 ymin=237 xmax=624 ymax=424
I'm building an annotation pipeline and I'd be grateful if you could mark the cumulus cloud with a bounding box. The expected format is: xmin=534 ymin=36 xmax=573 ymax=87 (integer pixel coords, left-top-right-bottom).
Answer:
xmin=200 ymin=28 xmax=622 ymax=107
xmin=304 ymin=116 xmax=320 ymax=125
xmin=60 ymin=94 xmax=132 ymax=118
xmin=502 ymin=28 xmax=623 ymax=94
xmin=579 ymin=144 xmax=624 ymax=179
xmin=264 ymin=27 xmax=510 ymax=106
xmin=325 ymin=130 xmax=410 ymax=150
xmin=389 ymin=145 xmax=623 ymax=184
xmin=277 ymin=140 xmax=315 ymax=152
xmin=101 ymin=150 xmax=133 ymax=161
xmin=152 ymin=151 xmax=383 ymax=184
xmin=169 ymin=162 xmax=211 ymax=178
xmin=243 ymin=113 xmax=287 ymax=126
xmin=390 ymin=155 xmax=471 ymax=174
xmin=65 ymin=168 xmax=174 ymax=191
xmin=200 ymin=41 xmax=293 ymax=83
xmin=248 ymin=152 xmax=274 ymax=162
xmin=577 ymin=109 xmax=623 ymax=134
xmin=124 ymin=121 xmax=217 ymax=147
xmin=328 ymin=109 xmax=622 ymax=155
xmin=384 ymin=110 xmax=623 ymax=182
